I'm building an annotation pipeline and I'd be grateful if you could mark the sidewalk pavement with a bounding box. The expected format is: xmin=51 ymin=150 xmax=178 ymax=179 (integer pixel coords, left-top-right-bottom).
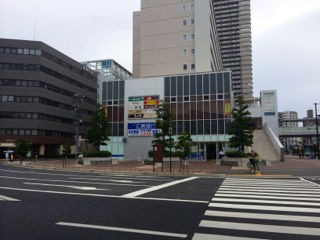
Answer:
xmin=3 ymin=154 xmax=320 ymax=177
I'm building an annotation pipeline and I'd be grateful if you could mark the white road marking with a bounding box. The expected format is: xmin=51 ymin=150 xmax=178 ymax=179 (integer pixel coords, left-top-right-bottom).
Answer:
xmin=70 ymin=177 xmax=135 ymax=183
xmin=301 ymin=177 xmax=320 ymax=187
xmin=192 ymin=233 xmax=270 ymax=240
xmin=217 ymin=190 xmax=320 ymax=197
xmin=0 ymin=186 xmax=207 ymax=203
xmin=122 ymin=177 xmax=199 ymax=198
xmin=205 ymin=210 xmax=320 ymax=222
xmin=209 ymin=202 xmax=320 ymax=213
xmin=56 ymin=221 xmax=187 ymax=238
xmin=212 ymin=197 xmax=320 ymax=206
xmin=0 ymin=194 xmax=20 ymax=201
xmin=0 ymin=175 xmax=151 ymax=187
xmin=214 ymin=193 xmax=320 ymax=201
xmin=199 ymin=220 xmax=320 ymax=236
xmin=219 ymin=187 xmax=319 ymax=194
xmin=220 ymin=185 xmax=320 ymax=191
xmin=23 ymin=182 xmax=109 ymax=191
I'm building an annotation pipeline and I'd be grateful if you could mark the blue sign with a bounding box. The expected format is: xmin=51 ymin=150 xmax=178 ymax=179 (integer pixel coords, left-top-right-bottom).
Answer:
xmin=128 ymin=122 xmax=159 ymax=136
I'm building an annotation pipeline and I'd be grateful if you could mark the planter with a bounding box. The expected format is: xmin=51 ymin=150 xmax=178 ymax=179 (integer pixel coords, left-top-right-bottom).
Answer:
xmin=220 ymin=157 xmax=248 ymax=167
xmin=80 ymin=157 xmax=112 ymax=165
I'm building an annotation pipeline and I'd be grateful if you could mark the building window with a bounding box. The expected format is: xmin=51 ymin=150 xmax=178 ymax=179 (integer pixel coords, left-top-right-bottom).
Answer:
xmin=182 ymin=34 xmax=187 ymax=40
xmin=191 ymin=64 xmax=195 ymax=70
xmin=182 ymin=49 xmax=188 ymax=56
xmin=191 ymin=33 xmax=195 ymax=40
xmin=191 ymin=49 xmax=195 ymax=55
xmin=182 ymin=19 xmax=187 ymax=26
xmin=182 ymin=5 xmax=188 ymax=11
xmin=191 ymin=18 xmax=195 ymax=25
xmin=183 ymin=64 xmax=187 ymax=70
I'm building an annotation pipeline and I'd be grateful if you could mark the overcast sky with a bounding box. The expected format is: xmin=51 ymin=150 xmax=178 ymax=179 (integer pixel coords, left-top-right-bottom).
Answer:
xmin=1 ymin=0 xmax=319 ymax=118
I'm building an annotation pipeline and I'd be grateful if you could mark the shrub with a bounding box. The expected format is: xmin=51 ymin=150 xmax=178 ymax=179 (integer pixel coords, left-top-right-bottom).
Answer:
xmin=83 ymin=151 xmax=112 ymax=157
xmin=225 ymin=151 xmax=248 ymax=158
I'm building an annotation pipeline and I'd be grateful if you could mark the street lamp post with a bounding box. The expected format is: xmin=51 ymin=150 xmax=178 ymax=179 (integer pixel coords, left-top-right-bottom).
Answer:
xmin=73 ymin=93 xmax=85 ymax=160
xmin=315 ymin=103 xmax=320 ymax=159
xmin=168 ymin=127 xmax=172 ymax=173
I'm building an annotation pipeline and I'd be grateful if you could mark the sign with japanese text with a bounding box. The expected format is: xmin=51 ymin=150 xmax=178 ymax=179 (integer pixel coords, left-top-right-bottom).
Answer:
xmin=128 ymin=95 xmax=160 ymax=119
xmin=128 ymin=122 xmax=159 ymax=137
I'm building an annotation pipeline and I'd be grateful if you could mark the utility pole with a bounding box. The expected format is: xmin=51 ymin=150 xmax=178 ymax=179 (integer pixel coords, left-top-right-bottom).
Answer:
xmin=315 ymin=103 xmax=320 ymax=159
xmin=73 ymin=93 xmax=85 ymax=159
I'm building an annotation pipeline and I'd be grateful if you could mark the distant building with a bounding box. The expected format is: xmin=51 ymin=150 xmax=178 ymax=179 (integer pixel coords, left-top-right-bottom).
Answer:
xmin=82 ymin=59 xmax=132 ymax=158
xmin=0 ymin=38 xmax=97 ymax=156
xmin=133 ymin=0 xmax=253 ymax=100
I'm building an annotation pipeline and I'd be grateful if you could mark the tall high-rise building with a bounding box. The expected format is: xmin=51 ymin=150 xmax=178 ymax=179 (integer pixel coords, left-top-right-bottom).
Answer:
xmin=133 ymin=0 xmax=253 ymax=99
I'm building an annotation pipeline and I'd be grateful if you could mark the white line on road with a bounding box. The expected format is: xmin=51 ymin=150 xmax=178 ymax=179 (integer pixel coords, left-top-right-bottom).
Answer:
xmin=212 ymin=197 xmax=320 ymax=206
xmin=199 ymin=220 xmax=320 ymax=236
xmin=0 ymin=186 xmax=207 ymax=203
xmin=216 ymin=190 xmax=320 ymax=197
xmin=56 ymin=221 xmax=188 ymax=238
xmin=214 ymin=193 xmax=320 ymax=201
xmin=122 ymin=177 xmax=199 ymax=198
xmin=69 ymin=177 xmax=136 ymax=183
xmin=220 ymin=185 xmax=320 ymax=191
xmin=219 ymin=187 xmax=319 ymax=194
xmin=0 ymin=194 xmax=20 ymax=201
xmin=205 ymin=210 xmax=320 ymax=222
xmin=192 ymin=233 xmax=270 ymax=240
xmin=209 ymin=202 xmax=320 ymax=213
xmin=23 ymin=182 xmax=109 ymax=191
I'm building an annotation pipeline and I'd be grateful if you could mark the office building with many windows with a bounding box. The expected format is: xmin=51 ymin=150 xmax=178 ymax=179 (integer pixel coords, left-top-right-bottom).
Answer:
xmin=133 ymin=0 xmax=253 ymax=100
xmin=0 ymin=38 xmax=97 ymax=156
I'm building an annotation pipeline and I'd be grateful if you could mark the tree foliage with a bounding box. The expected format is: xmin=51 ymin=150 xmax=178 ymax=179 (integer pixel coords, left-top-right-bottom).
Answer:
xmin=15 ymin=138 xmax=32 ymax=162
xmin=152 ymin=101 xmax=173 ymax=150
xmin=175 ymin=132 xmax=193 ymax=159
xmin=228 ymin=96 xmax=253 ymax=152
xmin=87 ymin=103 xmax=110 ymax=151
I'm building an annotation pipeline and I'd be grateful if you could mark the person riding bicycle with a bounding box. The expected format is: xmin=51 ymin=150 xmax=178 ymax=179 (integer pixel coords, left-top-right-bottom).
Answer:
xmin=248 ymin=150 xmax=259 ymax=174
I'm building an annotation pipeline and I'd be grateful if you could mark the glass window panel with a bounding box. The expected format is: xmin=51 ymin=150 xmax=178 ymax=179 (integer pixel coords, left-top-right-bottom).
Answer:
xmin=211 ymin=101 xmax=217 ymax=119
xmin=184 ymin=121 xmax=190 ymax=133
xmin=165 ymin=77 xmax=170 ymax=97
xmin=190 ymin=75 xmax=196 ymax=95
xmin=170 ymin=77 xmax=177 ymax=96
xmin=204 ymin=120 xmax=210 ymax=134
xmin=171 ymin=103 xmax=177 ymax=120
xmin=183 ymin=75 xmax=189 ymax=95
xmin=197 ymin=120 xmax=203 ymax=134
xmin=224 ymin=72 xmax=230 ymax=93
xmin=113 ymin=81 xmax=119 ymax=99
xmin=107 ymin=82 xmax=112 ymax=100
xmin=177 ymin=76 xmax=183 ymax=96
xmin=191 ymin=121 xmax=197 ymax=135
xmin=112 ymin=106 xmax=119 ymax=122
xmin=119 ymin=123 xmax=124 ymax=136
xmin=203 ymin=74 xmax=209 ymax=94
xmin=210 ymin=74 xmax=216 ymax=94
xmin=211 ymin=120 xmax=217 ymax=134
xmin=177 ymin=102 xmax=183 ymax=120
xmin=177 ymin=121 xmax=183 ymax=135
xmin=197 ymin=101 xmax=203 ymax=119
xmin=184 ymin=102 xmax=190 ymax=120
xmin=196 ymin=74 xmax=202 ymax=95
xmin=218 ymin=119 xmax=225 ymax=134
xmin=190 ymin=102 xmax=196 ymax=120
xmin=102 ymin=82 xmax=107 ymax=100
xmin=23 ymin=48 xmax=29 ymax=55
xmin=203 ymin=102 xmax=210 ymax=119
xmin=217 ymin=73 xmax=223 ymax=93
xmin=217 ymin=101 xmax=224 ymax=118
xmin=225 ymin=119 xmax=231 ymax=134
xmin=119 ymin=81 xmax=124 ymax=99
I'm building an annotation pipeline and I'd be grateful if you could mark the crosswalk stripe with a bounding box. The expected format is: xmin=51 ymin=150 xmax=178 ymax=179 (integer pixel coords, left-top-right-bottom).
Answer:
xmin=220 ymin=185 xmax=320 ymax=191
xmin=0 ymin=194 xmax=20 ymax=201
xmin=199 ymin=220 xmax=320 ymax=236
xmin=205 ymin=210 xmax=320 ymax=222
xmin=222 ymin=183 xmax=317 ymax=188
xmin=217 ymin=190 xmax=320 ymax=197
xmin=220 ymin=187 xmax=320 ymax=194
xmin=209 ymin=202 xmax=320 ymax=213
xmin=215 ymin=193 xmax=320 ymax=201
xmin=212 ymin=197 xmax=320 ymax=206
xmin=192 ymin=233 xmax=270 ymax=240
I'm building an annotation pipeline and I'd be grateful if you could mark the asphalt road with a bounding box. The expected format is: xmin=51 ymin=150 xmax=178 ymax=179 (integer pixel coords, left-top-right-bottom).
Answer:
xmin=1 ymin=164 xmax=320 ymax=240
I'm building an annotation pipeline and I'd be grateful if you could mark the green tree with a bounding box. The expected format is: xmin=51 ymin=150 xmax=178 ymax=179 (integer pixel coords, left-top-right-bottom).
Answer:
xmin=152 ymin=101 xmax=173 ymax=152
xmin=228 ymin=96 xmax=253 ymax=152
xmin=87 ymin=103 xmax=110 ymax=151
xmin=176 ymin=132 xmax=193 ymax=160
xmin=15 ymin=138 xmax=32 ymax=164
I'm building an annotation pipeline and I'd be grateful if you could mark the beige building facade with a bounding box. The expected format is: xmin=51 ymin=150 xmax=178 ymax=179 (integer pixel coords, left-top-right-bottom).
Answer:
xmin=133 ymin=0 xmax=253 ymax=100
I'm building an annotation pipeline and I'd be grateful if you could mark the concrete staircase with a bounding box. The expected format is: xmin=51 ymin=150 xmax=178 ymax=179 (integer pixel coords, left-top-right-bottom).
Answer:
xmin=252 ymin=129 xmax=279 ymax=161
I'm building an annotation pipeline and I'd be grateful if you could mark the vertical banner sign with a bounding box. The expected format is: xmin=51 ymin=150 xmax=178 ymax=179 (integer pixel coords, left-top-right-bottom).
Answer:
xmin=224 ymin=100 xmax=231 ymax=117
xmin=128 ymin=95 xmax=159 ymax=119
